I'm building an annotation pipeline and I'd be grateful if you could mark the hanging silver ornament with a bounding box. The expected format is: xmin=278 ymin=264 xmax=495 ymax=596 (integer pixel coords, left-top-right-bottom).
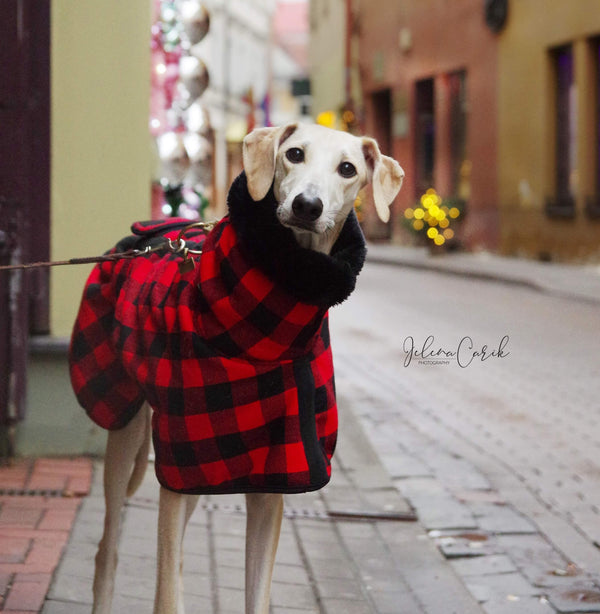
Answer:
xmin=180 ymin=1 xmax=210 ymax=45
xmin=156 ymin=132 xmax=190 ymax=185
xmin=184 ymin=133 xmax=213 ymax=189
xmin=185 ymin=102 xmax=212 ymax=137
xmin=178 ymin=55 xmax=209 ymax=104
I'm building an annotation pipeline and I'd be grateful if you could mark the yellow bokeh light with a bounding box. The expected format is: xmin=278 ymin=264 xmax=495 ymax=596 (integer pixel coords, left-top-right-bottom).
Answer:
xmin=427 ymin=227 xmax=438 ymax=239
xmin=342 ymin=110 xmax=355 ymax=125
xmin=449 ymin=207 xmax=461 ymax=219
xmin=413 ymin=219 xmax=424 ymax=231
xmin=414 ymin=208 xmax=425 ymax=220
xmin=420 ymin=188 xmax=442 ymax=211
xmin=439 ymin=218 xmax=450 ymax=228
xmin=317 ymin=111 xmax=336 ymax=128
xmin=404 ymin=207 xmax=415 ymax=219
xmin=428 ymin=217 xmax=438 ymax=227
xmin=443 ymin=228 xmax=455 ymax=239
xmin=434 ymin=234 xmax=445 ymax=246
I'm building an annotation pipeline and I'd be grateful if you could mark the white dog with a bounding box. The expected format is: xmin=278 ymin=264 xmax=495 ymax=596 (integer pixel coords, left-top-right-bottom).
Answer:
xmin=72 ymin=122 xmax=404 ymax=614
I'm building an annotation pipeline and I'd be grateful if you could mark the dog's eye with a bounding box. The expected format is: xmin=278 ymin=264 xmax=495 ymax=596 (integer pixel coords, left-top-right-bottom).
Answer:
xmin=286 ymin=148 xmax=304 ymax=164
xmin=338 ymin=161 xmax=357 ymax=178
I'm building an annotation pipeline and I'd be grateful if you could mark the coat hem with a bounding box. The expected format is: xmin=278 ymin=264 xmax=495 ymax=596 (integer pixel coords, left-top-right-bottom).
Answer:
xmin=155 ymin=473 xmax=331 ymax=496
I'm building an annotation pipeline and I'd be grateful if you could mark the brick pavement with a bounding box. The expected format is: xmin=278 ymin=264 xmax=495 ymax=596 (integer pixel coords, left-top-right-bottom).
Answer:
xmin=0 ymin=458 xmax=92 ymax=613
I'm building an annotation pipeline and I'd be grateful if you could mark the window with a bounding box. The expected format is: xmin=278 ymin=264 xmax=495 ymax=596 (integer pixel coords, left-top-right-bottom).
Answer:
xmin=415 ymin=78 xmax=435 ymax=195
xmin=547 ymin=45 xmax=577 ymax=217
xmin=587 ymin=38 xmax=600 ymax=218
xmin=597 ymin=41 xmax=600 ymax=195
xmin=447 ymin=70 xmax=469 ymax=201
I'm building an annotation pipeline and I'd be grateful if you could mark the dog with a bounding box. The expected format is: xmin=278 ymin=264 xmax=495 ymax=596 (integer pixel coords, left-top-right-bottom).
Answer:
xmin=69 ymin=122 xmax=404 ymax=614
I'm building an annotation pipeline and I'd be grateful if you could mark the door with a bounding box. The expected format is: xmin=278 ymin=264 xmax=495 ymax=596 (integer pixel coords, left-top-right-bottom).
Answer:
xmin=0 ymin=1 xmax=50 ymax=445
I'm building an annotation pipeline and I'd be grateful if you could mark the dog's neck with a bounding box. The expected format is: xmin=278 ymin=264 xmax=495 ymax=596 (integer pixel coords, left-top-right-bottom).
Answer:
xmin=290 ymin=224 xmax=344 ymax=255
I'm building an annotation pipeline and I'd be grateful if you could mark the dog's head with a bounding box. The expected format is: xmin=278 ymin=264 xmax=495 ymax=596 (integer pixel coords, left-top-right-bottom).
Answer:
xmin=242 ymin=123 xmax=404 ymax=248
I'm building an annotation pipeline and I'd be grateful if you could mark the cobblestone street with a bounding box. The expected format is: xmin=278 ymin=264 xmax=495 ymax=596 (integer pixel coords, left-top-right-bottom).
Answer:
xmin=330 ymin=260 xmax=600 ymax=613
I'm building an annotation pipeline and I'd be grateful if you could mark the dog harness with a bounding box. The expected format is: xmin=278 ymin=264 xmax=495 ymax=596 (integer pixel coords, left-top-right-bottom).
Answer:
xmin=70 ymin=172 xmax=367 ymax=494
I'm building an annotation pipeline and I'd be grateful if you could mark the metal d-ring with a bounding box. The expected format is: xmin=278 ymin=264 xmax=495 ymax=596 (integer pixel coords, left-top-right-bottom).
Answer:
xmin=175 ymin=221 xmax=216 ymax=256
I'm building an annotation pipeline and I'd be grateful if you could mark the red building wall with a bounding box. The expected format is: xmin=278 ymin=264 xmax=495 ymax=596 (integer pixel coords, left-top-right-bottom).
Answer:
xmin=358 ymin=0 xmax=499 ymax=250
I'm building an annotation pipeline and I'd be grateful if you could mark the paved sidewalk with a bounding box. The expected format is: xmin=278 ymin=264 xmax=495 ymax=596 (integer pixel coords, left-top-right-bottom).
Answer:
xmin=0 ymin=458 xmax=92 ymax=613
xmin=366 ymin=243 xmax=600 ymax=304
xmin=329 ymin=249 xmax=600 ymax=614
xmin=41 ymin=404 xmax=482 ymax=614
xmin=4 ymin=247 xmax=600 ymax=613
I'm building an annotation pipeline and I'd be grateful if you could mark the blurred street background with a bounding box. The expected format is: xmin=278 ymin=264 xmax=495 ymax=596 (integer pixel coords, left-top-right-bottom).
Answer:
xmin=1 ymin=0 xmax=600 ymax=612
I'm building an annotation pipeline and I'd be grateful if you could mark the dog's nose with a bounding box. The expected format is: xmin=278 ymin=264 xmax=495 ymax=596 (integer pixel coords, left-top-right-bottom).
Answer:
xmin=292 ymin=194 xmax=323 ymax=222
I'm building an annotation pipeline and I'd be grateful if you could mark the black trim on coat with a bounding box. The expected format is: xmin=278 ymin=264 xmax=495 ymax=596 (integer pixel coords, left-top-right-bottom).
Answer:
xmin=227 ymin=172 xmax=368 ymax=308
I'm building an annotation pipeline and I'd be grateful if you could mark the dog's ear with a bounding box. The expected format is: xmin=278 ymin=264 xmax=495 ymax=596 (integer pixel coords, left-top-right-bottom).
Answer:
xmin=362 ymin=138 xmax=405 ymax=223
xmin=243 ymin=123 xmax=298 ymax=201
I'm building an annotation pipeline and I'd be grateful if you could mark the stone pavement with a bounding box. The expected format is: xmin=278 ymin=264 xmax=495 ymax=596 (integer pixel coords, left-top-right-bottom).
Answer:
xmin=4 ymin=246 xmax=600 ymax=614
xmin=0 ymin=458 xmax=92 ymax=613
xmin=41 ymin=400 xmax=483 ymax=614
xmin=334 ymin=364 xmax=600 ymax=614
xmin=328 ymin=245 xmax=600 ymax=613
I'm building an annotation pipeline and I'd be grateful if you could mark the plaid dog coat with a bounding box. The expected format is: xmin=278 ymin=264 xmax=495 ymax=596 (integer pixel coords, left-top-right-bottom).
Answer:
xmin=70 ymin=172 xmax=366 ymax=494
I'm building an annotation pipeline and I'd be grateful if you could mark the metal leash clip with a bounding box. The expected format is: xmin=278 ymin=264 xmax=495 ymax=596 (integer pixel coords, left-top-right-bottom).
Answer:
xmin=170 ymin=221 xmax=216 ymax=274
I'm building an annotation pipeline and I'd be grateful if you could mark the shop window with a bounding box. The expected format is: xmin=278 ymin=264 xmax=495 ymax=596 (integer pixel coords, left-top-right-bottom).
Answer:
xmin=586 ymin=37 xmax=600 ymax=219
xmin=415 ymin=78 xmax=435 ymax=195
xmin=447 ymin=70 xmax=469 ymax=203
xmin=547 ymin=45 xmax=577 ymax=218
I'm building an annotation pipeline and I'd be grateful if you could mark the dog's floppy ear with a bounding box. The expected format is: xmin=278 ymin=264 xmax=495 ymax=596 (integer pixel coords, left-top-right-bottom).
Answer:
xmin=362 ymin=138 xmax=405 ymax=223
xmin=243 ymin=123 xmax=298 ymax=201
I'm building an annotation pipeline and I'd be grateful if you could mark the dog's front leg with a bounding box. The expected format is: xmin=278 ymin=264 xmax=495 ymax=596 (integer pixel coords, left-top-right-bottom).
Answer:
xmin=154 ymin=487 xmax=199 ymax=614
xmin=245 ymin=493 xmax=284 ymax=614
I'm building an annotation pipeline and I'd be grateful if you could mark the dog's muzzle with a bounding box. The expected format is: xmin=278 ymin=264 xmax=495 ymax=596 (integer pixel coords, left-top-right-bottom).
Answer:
xmin=291 ymin=194 xmax=323 ymax=226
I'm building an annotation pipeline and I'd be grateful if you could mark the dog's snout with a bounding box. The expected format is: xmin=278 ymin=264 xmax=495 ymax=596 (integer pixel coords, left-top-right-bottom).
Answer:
xmin=292 ymin=194 xmax=324 ymax=222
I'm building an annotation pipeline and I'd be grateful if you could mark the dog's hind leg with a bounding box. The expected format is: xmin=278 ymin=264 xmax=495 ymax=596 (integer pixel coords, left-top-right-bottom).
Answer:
xmin=245 ymin=493 xmax=284 ymax=614
xmin=154 ymin=487 xmax=199 ymax=614
xmin=92 ymin=404 xmax=151 ymax=614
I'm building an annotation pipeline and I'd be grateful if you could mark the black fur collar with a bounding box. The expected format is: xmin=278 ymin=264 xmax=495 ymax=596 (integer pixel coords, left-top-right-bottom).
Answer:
xmin=227 ymin=172 xmax=367 ymax=308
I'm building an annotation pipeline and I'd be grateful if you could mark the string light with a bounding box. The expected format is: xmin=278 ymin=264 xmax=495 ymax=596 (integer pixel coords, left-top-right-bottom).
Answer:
xmin=403 ymin=188 xmax=462 ymax=247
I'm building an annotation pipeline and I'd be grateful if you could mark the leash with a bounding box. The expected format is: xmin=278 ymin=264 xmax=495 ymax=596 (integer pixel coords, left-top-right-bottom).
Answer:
xmin=0 ymin=221 xmax=216 ymax=273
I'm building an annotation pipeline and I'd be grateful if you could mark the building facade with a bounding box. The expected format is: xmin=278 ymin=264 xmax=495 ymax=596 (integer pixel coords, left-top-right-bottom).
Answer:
xmin=498 ymin=0 xmax=600 ymax=261
xmin=310 ymin=0 xmax=600 ymax=260
xmin=309 ymin=0 xmax=348 ymax=116
xmin=0 ymin=0 xmax=152 ymax=454
xmin=187 ymin=0 xmax=276 ymax=211
xmin=353 ymin=0 xmax=500 ymax=246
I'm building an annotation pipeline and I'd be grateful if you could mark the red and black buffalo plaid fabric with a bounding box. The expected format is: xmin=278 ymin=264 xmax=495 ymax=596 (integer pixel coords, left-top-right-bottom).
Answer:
xmin=70 ymin=172 xmax=367 ymax=494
